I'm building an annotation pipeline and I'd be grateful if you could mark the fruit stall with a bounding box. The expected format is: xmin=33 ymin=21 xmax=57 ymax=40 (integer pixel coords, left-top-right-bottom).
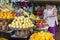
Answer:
xmin=0 ymin=4 xmax=55 ymax=40
xmin=0 ymin=0 xmax=57 ymax=40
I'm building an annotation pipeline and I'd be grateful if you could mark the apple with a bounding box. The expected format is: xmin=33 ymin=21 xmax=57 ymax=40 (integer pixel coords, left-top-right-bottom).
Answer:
xmin=36 ymin=22 xmax=39 ymax=25
xmin=39 ymin=23 xmax=42 ymax=26
xmin=38 ymin=21 xmax=40 ymax=23
xmin=42 ymin=23 xmax=45 ymax=27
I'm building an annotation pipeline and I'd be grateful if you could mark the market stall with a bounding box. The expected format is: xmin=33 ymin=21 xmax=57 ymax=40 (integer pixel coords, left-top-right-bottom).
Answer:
xmin=0 ymin=8 xmax=55 ymax=40
xmin=0 ymin=0 xmax=57 ymax=40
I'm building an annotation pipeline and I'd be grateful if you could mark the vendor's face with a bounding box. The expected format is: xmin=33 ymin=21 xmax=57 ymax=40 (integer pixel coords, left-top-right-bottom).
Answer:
xmin=46 ymin=5 xmax=50 ymax=9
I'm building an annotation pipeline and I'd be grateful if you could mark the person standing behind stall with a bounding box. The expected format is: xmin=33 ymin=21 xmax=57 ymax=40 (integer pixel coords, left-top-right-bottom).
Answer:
xmin=37 ymin=6 xmax=42 ymax=17
xmin=43 ymin=4 xmax=58 ymax=38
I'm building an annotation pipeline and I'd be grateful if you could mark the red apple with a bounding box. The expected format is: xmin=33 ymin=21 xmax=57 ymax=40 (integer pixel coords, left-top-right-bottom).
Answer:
xmin=39 ymin=23 xmax=42 ymax=27
xmin=36 ymin=23 xmax=40 ymax=27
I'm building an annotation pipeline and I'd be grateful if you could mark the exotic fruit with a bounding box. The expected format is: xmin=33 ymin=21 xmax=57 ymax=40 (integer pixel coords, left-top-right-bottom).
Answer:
xmin=8 ymin=16 xmax=34 ymax=29
xmin=30 ymin=31 xmax=55 ymax=40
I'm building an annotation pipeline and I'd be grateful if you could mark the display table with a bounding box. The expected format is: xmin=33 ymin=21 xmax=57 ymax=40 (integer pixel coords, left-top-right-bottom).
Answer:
xmin=0 ymin=32 xmax=28 ymax=40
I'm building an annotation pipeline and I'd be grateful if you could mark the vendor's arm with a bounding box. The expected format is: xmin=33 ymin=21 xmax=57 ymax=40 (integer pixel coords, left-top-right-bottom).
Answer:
xmin=49 ymin=12 xmax=57 ymax=17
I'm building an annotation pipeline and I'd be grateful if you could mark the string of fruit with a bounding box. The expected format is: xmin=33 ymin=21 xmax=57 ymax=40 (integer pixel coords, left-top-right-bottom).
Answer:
xmin=8 ymin=16 xmax=34 ymax=29
xmin=30 ymin=31 xmax=55 ymax=40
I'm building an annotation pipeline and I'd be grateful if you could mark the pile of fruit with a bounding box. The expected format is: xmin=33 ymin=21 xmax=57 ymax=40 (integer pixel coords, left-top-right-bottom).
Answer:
xmin=0 ymin=11 xmax=14 ymax=19
xmin=35 ymin=19 xmax=48 ymax=27
xmin=0 ymin=4 xmax=14 ymax=11
xmin=29 ymin=14 xmax=40 ymax=20
xmin=0 ymin=4 xmax=9 ymax=12
xmin=8 ymin=16 xmax=34 ymax=28
xmin=18 ymin=9 xmax=41 ymax=20
xmin=19 ymin=8 xmax=30 ymax=16
xmin=30 ymin=31 xmax=55 ymax=40
xmin=5 ymin=5 xmax=14 ymax=11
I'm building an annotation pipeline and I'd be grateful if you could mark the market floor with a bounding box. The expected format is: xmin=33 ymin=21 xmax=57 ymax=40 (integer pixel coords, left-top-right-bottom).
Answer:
xmin=56 ymin=31 xmax=60 ymax=40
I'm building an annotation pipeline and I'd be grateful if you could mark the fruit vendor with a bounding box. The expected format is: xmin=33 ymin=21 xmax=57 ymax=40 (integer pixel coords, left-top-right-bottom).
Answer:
xmin=43 ymin=4 xmax=58 ymax=38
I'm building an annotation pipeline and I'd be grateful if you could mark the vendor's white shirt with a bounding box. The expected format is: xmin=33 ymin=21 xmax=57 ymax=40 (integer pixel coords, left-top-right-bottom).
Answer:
xmin=43 ymin=9 xmax=58 ymax=27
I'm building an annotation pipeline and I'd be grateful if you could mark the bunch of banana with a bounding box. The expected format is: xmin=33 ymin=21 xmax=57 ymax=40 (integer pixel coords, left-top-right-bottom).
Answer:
xmin=29 ymin=14 xmax=40 ymax=20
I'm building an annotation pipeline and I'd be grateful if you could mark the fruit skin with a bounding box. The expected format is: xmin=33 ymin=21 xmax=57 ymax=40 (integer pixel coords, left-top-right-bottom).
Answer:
xmin=30 ymin=31 xmax=55 ymax=40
